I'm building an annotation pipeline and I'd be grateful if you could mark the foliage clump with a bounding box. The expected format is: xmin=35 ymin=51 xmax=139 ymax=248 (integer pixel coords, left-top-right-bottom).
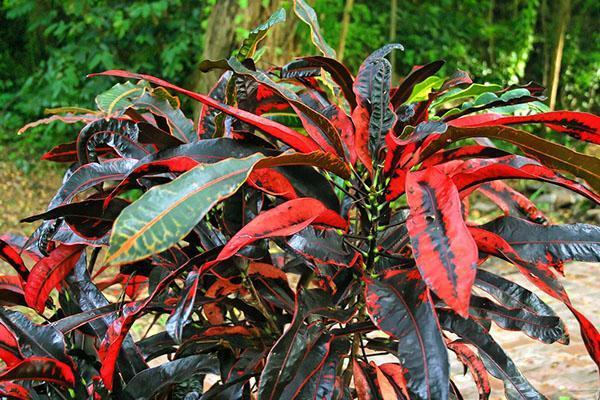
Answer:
xmin=1 ymin=2 xmax=599 ymax=399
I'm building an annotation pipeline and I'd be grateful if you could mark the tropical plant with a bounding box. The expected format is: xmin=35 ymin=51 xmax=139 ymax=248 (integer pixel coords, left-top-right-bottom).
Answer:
xmin=2 ymin=2 xmax=599 ymax=399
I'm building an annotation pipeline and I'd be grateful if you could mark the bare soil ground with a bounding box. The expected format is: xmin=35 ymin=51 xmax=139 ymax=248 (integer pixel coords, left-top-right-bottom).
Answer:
xmin=1 ymin=161 xmax=598 ymax=398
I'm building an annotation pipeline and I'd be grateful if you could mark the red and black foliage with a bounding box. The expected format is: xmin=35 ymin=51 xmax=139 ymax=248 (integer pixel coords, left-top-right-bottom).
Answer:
xmin=3 ymin=2 xmax=600 ymax=399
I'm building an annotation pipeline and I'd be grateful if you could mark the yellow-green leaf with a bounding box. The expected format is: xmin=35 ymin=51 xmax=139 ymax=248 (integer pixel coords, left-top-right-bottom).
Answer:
xmin=106 ymin=153 xmax=264 ymax=265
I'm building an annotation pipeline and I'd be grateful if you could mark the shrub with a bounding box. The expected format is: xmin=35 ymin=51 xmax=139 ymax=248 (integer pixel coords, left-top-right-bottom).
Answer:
xmin=1 ymin=2 xmax=599 ymax=399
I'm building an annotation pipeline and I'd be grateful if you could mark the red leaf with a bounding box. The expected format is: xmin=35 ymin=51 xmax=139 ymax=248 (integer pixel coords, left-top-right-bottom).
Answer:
xmin=24 ymin=245 xmax=85 ymax=313
xmin=378 ymin=363 xmax=410 ymax=399
xmin=202 ymin=198 xmax=346 ymax=273
xmin=352 ymin=359 xmax=376 ymax=400
xmin=477 ymin=181 xmax=547 ymax=224
xmin=0 ymin=356 xmax=75 ymax=387
xmin=248 ymin=168 xmax=298 ymax=198
xmin=0 ymin=240 xmax=29 ymax=283
xmin=352 ymin=104 xmax=373 ymax=172
xmin=449 ymin=111 xmax=600 ymax=144
xmin=374 ymin=363 xmax=403 ymax=400
xmin=248 ymin=262 xmax=288 ymax=281
xmin=447 ymin=341 xmax=491 ymax=399
xmin=90 ymin=70 xmax=321 ymax=153
xmin=0 ymin=381 xmax=31 ymax=400
xmin=0 ymin=322 xmax=21 ymax=367
xmin=406 ymin=167 xmax=478 ymax=316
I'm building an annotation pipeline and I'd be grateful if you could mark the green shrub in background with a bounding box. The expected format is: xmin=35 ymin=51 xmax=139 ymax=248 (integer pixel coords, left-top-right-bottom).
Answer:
xmin=1 ymin=0 xmax=598 ymax=159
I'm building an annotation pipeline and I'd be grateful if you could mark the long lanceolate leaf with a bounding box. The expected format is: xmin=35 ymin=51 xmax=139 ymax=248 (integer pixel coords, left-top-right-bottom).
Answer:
xmin=0 ymin=356 xmax=75 ymax=387
xmin=123 ymin=354 xmax=219 ymax=400
xmin=481 ymin=216 xmax=600 ymax=267
xmin=446 ymin=341 xmax=491 ymax=400
xmin=406 ymin=167 xmax=478 ymax=316
xmin=438 ymin=310 xmax=546 ymax=400
xmin=293 ymin=0 xmax=336 ymax=58
xmin=89 ymin=70 xmax=321 ymax=153
xmin=106 ymin=154 xmax=264 ymax=265
xmin=25 ymin=244 xmax=85 ymax=313
xmin=449 ymin=111 xmax=600 ymax=144
xmin=418 ymin=126 xmax=600 ymax=193
xmin=364 ymin=268 xmax=449 ymax=400
xmin=226 ymin=58 xmax=345 ymax=157
xmin=202 ymin=198 xmax=346 ymax=273
xmin=282 ymin=56 xmax=356 ymax=109
xmin=391 ymin=60 xmax=445 ymax=108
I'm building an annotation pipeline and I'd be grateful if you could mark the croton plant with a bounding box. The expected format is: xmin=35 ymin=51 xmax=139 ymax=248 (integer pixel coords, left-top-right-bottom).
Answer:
xmin=1 ymin=2 xmax=600 ymax=400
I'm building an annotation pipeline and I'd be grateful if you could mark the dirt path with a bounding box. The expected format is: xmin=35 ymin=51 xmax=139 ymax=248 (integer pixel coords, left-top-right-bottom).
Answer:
xmin=455 ymin=261 xmax=599 ymax=399
xmin=0 ymin=161 xmax=63 ymax=235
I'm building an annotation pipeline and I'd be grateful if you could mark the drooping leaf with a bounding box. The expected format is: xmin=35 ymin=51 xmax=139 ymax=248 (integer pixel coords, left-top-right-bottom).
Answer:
xmin=237 ymin=8 xmax=286 ymax=60
xmin=203 ymin=198 xmax=346 ymax=273
xmin=293 ymin=0 xmax=336 ymax=58
xmin=481 ymin=216 xmax=600 ymax=268
xmin=294 ymin=336 xmax=351 ymax=399
xmin=364 ymin=268 xmax=449 ymax=400
xmin=446 ymin=341 xmax=491 ymax=400
xmin=353 ymin=359 xmax=382 ymax=400
xmin=123 ymin=354 xmax=219 ymax=399
xmin=48 ymin=158 xmax=137 ymax=209
xmin=99 ymin=249 xmax=219 ymax=390
xmin=132 ymin=90 xmax=195 ymax=143
xmin=77 ymin=118 xmax=151 ymax=164
xmin=438 ymin=310 xmax=546 ymax=400
xmin=281 ymin=56 xmax=356 ymax=109
xmin=0 ymin=356 xmax=75 ymax=387
xmin=0 ymin=276 xmax=25 ymax=307
xmin=166 ymin=268 xmax=200 ymax=343
xmin=477 ymin=181 xmax=547 ymax=224
xmin=474 ymin=269 xmax=567 ymax=339
xmin=469 ymin=296 xmax=566 ymax=344
xmin=405 ymin=166 xmax=478 ymax=316
xmin=17 ymin=113 xmax=97 ymax=135
xmin=417 ymin=126 xmax=600 ymax=192
xmin=90 ymin=70 xmax=321 ymax=153
xmin=22 ymin=198 xmax=129 ymax=240
xmin=0 ymin=381 xmax=30 ymax=400
xmin=24 ymin=244 xmax=85 ymax=313
xmin=448 ymin=111 xmax=600 ymax=144
xmin=226 ymin=57 xmax=345 ymax=157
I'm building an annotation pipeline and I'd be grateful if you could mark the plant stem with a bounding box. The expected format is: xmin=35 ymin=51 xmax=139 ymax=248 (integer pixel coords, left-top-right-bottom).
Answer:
xmin=242 ymin=271 xmax=279 ymax=334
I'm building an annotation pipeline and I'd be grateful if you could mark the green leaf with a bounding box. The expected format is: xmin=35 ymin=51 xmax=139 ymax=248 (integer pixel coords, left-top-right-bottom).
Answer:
xmin=95 ymin=81 xmax=148 ymax=115
xmin=432 ymin=83 xmax=503 ymax=108
xmin=237 ymin=8 xmax=286 ymax=60
xmin=407 ymin=75 xmax=444 ymax=103
xmin=293 ymin=0 xmax=336 ymax=58
xmin=107 ymin=153 xmax=265 ymax=265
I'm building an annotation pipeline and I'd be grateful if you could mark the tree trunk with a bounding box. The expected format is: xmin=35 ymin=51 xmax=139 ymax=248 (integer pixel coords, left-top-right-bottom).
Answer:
xmin=548 ymin=0 xmax=570 ymax=110
xmin=190 ymin=0 xmax=240 ymax=122
xmin=337 ymin=0 xmax=354 ymax=61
